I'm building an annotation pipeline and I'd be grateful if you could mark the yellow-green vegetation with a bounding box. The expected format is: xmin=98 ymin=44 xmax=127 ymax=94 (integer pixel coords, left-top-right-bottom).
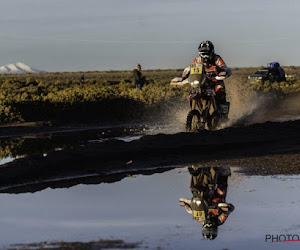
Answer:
xmin=0 ymin=67 xmax=299 ymax=124
xmin=249 ymin=79 xmax=300 ymax=94
xmin=244 ymin=66 xmax=300 ymax=93
xmin=0 ymin=69 xmax=187 ymax=124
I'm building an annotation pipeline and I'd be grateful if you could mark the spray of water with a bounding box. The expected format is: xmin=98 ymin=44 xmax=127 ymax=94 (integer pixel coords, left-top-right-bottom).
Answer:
xmin=227 ymin=79 xmax=300 ymax=126
xmin=159 ymin=78 xmax=300 ymax=133
xmin=226 ymin=79 xmax=269 ymax=126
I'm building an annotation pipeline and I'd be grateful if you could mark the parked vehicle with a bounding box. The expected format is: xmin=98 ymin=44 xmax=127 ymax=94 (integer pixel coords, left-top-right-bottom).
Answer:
xmin=170 ymin=67 xmax=189 ymax=86
xmin=248 ymin=62 xmax=286 ymax=83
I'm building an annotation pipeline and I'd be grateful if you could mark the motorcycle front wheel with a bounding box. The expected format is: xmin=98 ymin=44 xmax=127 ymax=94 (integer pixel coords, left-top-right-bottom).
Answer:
xmin=208 ymin=113 xmax=228 ymax=130
xmin=186 ymin=109 xmax=202 ymax=132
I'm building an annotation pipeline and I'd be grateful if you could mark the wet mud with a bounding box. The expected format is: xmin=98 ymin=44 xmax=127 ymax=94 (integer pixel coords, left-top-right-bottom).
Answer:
xmin=1 ymin=119 xmax=300 ymax=193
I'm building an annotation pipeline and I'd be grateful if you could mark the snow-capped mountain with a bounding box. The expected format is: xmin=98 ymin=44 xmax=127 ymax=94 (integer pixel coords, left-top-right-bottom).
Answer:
xmin=0 ymin=62 xmax=45 ymax=74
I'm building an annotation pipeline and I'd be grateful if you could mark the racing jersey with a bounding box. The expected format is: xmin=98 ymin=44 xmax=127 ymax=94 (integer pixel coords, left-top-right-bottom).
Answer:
xmin=183 ymin=55 xmax=231 ymax=82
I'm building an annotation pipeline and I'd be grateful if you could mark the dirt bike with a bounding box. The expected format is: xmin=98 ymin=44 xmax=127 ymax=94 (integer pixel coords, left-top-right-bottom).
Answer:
xmin=186 ymin=64 xmax=230 ymax=132
xmin=180 ymin=166 xmax=232 ymax=223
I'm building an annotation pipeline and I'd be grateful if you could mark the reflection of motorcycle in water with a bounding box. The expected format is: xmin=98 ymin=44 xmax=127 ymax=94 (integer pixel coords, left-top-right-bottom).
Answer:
xmin=186 ymin=64 xmax=230 ymax=132
xmin=179 ymin=166 xmax=234 ymax=240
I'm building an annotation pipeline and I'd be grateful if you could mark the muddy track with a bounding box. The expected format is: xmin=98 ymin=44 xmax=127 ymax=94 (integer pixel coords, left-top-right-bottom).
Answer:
xmin=1 ymin=119 xmax=300 ymax=193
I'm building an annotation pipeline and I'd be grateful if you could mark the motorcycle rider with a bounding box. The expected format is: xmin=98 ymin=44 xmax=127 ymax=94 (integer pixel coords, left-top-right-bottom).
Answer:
xmin=183 ymin=40 xmax=232 ymax=113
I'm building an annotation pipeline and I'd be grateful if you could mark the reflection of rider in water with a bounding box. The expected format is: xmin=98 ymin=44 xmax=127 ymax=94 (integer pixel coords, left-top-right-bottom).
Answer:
xmin=179 ymin=166 xmax=234 ymax=240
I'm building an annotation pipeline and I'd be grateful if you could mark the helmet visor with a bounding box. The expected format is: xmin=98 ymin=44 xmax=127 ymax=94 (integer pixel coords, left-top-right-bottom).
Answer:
xmin=199 ymin=51 xmax=211 ymax=59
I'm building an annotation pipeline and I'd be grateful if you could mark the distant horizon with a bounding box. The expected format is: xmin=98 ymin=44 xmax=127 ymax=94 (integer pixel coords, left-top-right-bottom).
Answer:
xmin=1 ymin=61 xmax=299 ymax=75
xmin=3 ymin=59 xmax=300 ymax=73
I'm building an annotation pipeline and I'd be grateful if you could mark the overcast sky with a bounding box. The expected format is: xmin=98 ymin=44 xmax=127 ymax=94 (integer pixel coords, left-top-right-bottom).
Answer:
xmin=0 ymin=0 xmax=299 ymax=72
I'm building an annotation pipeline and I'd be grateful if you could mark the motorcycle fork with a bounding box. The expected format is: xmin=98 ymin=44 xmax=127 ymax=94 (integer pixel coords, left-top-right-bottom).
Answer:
xmin=201 ymin=99 xmax=210 ymax=125
xmin=189 ymin=95 xmax=201 ymax=110
xmin=189 ymin=97 xmax=205 ymax=128
xmin=191 ymin=98 xmax=196 ymax=110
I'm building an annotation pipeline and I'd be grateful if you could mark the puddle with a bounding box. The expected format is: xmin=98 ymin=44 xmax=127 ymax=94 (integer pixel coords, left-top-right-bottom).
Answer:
xmin=1 ymin=166 xmax=300 ymax=249
xmin=87 ymin=123 xmax=183 ymax=143
xmin=0 ymin=123 xmax=183 ymax=165
xmin=0 ymin=156 xmax=15 ymax=165
xmin=90 ymin=135 xmax=143 ymax=143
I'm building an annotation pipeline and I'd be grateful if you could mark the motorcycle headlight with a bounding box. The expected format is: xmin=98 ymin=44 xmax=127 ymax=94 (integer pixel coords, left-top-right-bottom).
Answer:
xmin=191 ymin=80 xmax=199 ymax=86
xmin=196 ymin=200 xmax=202 ymax=205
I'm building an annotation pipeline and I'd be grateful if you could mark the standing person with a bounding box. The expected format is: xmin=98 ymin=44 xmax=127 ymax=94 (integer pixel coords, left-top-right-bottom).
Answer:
xmin=80 ymin=75 xmax=85 ymax=83
xmin=133 ymin=64 xmax=146 ymax=90
xmin=183 ymin=40 xmax=231 ymax=111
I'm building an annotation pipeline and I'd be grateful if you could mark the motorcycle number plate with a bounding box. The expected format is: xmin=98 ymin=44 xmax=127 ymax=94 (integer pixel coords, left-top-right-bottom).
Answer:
xmin=193 ymin=210 xmax=204 ymax=219
xmin=191 ymin=66 xmax=202 ymax=74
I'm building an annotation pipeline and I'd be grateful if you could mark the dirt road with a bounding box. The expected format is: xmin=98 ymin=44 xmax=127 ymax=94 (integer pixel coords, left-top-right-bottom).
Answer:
xmin=1 ymin=119 xmax=300 ymax=193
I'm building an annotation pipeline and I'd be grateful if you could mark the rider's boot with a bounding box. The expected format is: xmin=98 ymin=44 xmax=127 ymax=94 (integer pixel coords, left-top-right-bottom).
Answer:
xmin=217 ymin=93 xmax=230 ymax=116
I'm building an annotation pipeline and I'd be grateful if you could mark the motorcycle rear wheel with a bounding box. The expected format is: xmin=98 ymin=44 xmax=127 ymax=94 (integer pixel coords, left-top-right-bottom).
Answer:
xmin=186 ymin=110 xmax=202 ymax=132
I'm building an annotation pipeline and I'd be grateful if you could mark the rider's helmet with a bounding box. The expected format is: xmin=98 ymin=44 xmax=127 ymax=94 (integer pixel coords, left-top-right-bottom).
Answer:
xmin=198 ymin=40 xmax=215 ymax=63
xmin=202 ymin=224 xmax=218 ymax=240
xmin=202 ymin=212 xmax=218 ymax=240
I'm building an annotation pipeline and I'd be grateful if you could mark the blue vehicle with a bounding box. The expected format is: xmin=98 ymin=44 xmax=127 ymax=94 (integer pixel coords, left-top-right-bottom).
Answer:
xmin=248 ymin=62 xmax=286 ymax=83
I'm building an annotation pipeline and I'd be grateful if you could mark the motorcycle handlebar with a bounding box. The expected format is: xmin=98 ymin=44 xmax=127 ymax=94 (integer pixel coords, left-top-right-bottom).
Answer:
xmin=190 ymin=75 xmax=225 ymax=88
xmin=214 ymin=76 xmax=226 ymax=81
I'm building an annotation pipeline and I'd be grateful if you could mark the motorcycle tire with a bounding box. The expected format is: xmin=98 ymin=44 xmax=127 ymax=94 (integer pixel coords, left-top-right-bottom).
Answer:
xmin=186 ymin=109 xmax=202 ymax=132
xmin=207 ymin=113 xmax=221 ymax=131
xmin=208 ymin=113 xmax=229 ymax=130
